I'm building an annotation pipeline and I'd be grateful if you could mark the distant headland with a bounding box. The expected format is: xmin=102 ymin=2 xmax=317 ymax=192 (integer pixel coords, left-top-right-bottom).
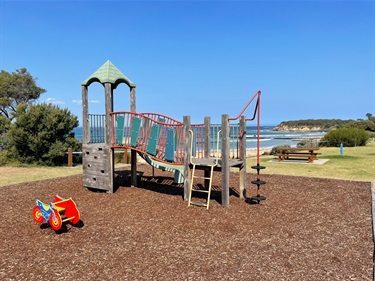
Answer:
xmin=272 ymin=119 xmax=352 ymax=132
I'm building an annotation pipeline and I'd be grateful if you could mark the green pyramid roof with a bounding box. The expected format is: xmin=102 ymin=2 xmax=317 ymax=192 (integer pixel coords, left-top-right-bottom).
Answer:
xmin=81 ymin=60 xmax=136 ymax=88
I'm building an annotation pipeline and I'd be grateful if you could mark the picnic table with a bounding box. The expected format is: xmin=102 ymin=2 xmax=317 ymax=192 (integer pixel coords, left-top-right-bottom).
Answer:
xmin=274 ymin=147 xmax=321 ymax=163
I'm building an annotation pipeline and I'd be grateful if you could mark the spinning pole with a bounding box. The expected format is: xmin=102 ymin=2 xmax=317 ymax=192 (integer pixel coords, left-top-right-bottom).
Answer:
xmin=228 ymin=90 xmax=267 ymax=204
xmin=245 ymin=91 xmax=266 ymax=204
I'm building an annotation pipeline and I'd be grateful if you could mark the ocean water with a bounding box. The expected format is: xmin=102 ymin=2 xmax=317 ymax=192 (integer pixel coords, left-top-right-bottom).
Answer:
xmin=244 ymin=126 xmax=325 ymax=150
xmin=72 ymin=126 xmax=326 ymax=150
xmin=72 ymin=127 xmax=83 ymax=142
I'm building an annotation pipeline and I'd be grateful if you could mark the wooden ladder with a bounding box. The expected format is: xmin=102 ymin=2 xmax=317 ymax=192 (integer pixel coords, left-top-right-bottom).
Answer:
xmin=188 ymin=162 xmax=216 ymax=209
xmin=187 ymin=130 xmax=221 ymax=210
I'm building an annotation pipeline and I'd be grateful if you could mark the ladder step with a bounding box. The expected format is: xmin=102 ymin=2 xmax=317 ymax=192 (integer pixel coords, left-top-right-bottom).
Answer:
xmin=189 ymin=167 xmax=213 ymax=209
xmin=190 ymin=201 xmax=207 ymax=207
xmin=193 ymin=176 xmax=211 ymax=180
xmin=191 ymin=189 xmax=209 ymax=193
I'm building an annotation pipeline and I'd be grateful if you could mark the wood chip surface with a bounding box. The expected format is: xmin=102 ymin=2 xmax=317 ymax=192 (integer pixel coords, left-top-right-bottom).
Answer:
xmin=0 ymin=164 xmax=372 ymax=280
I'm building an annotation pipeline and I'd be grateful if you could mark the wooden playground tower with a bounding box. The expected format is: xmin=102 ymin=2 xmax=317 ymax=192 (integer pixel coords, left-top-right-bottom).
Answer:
xmin=81 ymin=61 xmax=265 ymax=208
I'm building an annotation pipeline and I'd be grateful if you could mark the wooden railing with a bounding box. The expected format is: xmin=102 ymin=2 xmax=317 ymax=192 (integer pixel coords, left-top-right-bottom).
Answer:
xmin=109 ymin=111 xmax=245 ymax=164
xmin=110 ymin=111 xmax=185 ymax=165
xmin=87 ymin=114 xmax=106 ymax=143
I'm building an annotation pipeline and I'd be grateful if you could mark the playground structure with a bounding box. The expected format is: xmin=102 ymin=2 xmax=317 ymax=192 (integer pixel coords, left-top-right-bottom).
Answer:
xmin=81 ymin=61 xmax=266 ymax=208
xmin=32 ymin=195 xmax=80 ymax=231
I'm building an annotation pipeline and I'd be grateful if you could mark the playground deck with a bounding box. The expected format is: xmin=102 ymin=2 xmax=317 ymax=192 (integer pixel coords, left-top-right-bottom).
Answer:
xmin=1 ymin=164 xmax=372 ymax=280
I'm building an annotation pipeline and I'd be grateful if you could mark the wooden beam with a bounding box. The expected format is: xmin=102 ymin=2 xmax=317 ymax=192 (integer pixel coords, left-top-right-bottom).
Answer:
xmin=183 ymin=116 xmax=191 ymax=201
xmin=82 ymin=86 xmax=89 ymax=144
xmin=204 ymin=116 xmax=211 ymax=189
xmin=105 ymin=83 xmax=114 ymax=193
xmin=131 ymin=150 xmax=137 ymax=187
xmin=130 ymin=87 xmax=136 ymax=112
xmin=130 ymin=86 xmax=137 ymax=187
xmin=221 ymin=114 xmax=230 ymax=208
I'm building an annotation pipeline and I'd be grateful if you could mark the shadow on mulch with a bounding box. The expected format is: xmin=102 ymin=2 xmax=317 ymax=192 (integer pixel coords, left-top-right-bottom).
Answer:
xmin=113 ymin=168 xmax=240 ymax=205
xmin=38 ymin=219 xmax=85 ymax=235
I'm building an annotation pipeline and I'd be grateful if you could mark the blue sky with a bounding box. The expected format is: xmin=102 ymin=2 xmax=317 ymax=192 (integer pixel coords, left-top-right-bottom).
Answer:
xmin=1 ymin=0 xmax=374 ymax=126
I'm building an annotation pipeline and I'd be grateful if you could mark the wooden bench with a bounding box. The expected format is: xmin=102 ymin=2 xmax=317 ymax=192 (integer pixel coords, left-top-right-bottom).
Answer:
xmin=274 ymin=152 xmax=321 ymax=163
xmin=285 ymin=152 xmax=321 ymax=159
xmin=286 ymin=153 xmax=314 ymax=163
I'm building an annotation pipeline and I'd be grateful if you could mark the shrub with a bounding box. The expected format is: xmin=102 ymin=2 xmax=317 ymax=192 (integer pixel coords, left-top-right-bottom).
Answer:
xmin=114 ymin=150 xmax=131 ymax=164
xmin=320 ymin=127 xmax=370 ymax=147
xmin=270 ymin=144 xmax=291 ymax=155
xmin=6 ymin=103 xmax=81 ymax=165
xmin=296 ymin=139 xmax=320 ymax=148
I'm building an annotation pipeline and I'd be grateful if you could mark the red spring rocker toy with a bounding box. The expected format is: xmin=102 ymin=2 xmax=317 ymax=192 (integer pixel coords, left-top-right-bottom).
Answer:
xmin=32 ymin=195 xmax=80 ymax=231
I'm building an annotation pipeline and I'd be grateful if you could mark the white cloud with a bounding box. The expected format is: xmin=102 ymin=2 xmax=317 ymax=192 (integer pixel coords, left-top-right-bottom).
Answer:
xmin=44 ymin=98 xmax=65 ymax=105
xmin=72 ymin=99 xmax=100 ymax=104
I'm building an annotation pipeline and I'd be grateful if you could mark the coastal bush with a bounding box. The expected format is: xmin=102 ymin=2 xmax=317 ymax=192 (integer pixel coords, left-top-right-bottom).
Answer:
xmin=274 ymin=119 xmax=351 ymax=131
xmin=0 ymin=150 xmax=10 ymax=166
xmin=270 ymin=144 xmax=291 ymax=155
xmin=339 ymin=119 xmax=375 ymax=132
xmin=296 ymin=139 xmax=320 ymax=148
xmin=320 ymin=127 xmax=370 ymax=147
xmin=114 ymin=150 xmax=131 ymax=164
xmin=6 ymin=103 xmax=81 ymax=165
xmin=274 ymin=114 xmax=375 ymax=133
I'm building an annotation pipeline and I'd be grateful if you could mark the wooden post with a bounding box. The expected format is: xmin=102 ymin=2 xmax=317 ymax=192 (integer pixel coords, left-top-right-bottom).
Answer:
xmin=204 ymin=117 xmax=210 ymax=158
xmin=239 ymin=116 xmax=247 ymax=199
xmin=123 ymin=149 xmax=128 ymax=164
xmin=204 ymin=117 xmax=211 ymax=188
xmin=68 ymin=148 xmax=73 ymax=167
xmin=82 ymin=86 xmax=89 ymax=144
xmin=105 ymin=83 xmax=113 ymax=146
xmin=130 ymin=87 xmax=137 ymax=187
xmin=130 ymin=87 xmax=136 ymax=112
xmin=221 ymin=114 xmax=230 ymax=208
xmin=105 ymin=83 xmax=114 ymax=193
xmin=183 ymin=116 xmax=191 ymax=201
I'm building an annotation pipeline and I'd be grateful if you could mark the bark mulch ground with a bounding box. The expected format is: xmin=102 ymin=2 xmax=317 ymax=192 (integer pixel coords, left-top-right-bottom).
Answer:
xmin=0 ymin=163 xmax=373 ymax=280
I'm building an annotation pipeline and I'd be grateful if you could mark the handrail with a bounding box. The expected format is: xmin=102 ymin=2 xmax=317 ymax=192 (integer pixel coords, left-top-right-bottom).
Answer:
xmin=110 ymin=111 xmax=183 ymax=125
xmin=109 ymin=108 xmax=247 ymax=165
xmin=228 ymin=90 xmax=261 ymax=121
xmin=227 ymin=89 xmax=262 ymax=165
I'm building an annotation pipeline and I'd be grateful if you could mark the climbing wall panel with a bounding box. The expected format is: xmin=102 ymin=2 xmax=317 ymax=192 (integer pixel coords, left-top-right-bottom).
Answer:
xmin=82 ymin=144 xmax=111 ymax=191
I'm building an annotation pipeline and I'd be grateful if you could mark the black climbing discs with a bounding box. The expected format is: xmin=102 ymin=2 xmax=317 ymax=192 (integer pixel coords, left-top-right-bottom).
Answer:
xmin=251 ymin=165 xmax=266 ymax=170
xmin=245 ymin=195 xmax=266 ymax=204
xmin=251 ymin=179 xmax=266 ymax=185
xmin=246 ymin=163 xmax=267 ymax=204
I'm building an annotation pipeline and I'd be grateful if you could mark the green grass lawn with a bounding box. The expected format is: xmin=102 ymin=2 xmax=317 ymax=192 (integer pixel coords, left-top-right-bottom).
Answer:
xmin=1 ymin=141 xmax=374 ymax=187
xmin=0 ymin=166 xmax=83 ymax=187
xmin=247 ymin=140 xmax=375 ymax=183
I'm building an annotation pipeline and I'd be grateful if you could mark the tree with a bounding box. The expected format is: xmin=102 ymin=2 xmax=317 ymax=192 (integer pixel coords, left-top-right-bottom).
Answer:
xmin=0 ymin=68 xmax=46 ymax=121
xmin=366 ymin=113 xmax=375 ymax=122
xmin=0 ymin=116 xmax=11 ymax=150
xmin=6 ymin=103 xmax=81 ymax=165
xmin=344 ymin=120 xmax=375 ymax=132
